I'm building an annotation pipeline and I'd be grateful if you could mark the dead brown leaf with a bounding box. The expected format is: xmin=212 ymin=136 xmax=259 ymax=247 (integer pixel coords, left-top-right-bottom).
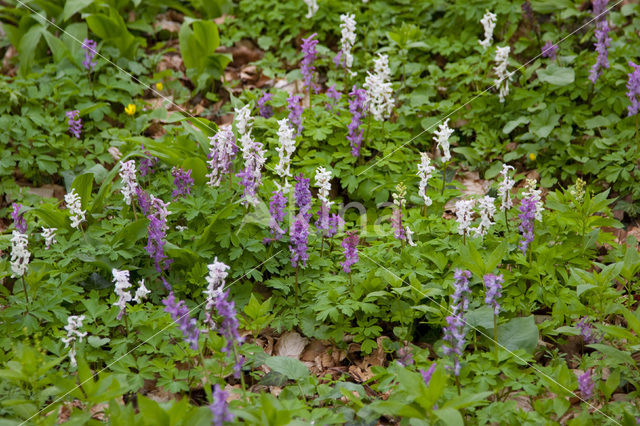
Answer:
xmin=274 ymin=331 xmax=308 ymax=359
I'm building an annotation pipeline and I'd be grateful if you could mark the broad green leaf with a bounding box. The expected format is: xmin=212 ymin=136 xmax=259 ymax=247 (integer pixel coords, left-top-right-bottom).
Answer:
xmin=587 ymin=344 xmax=635 ymax=365
xmin=71 ymin=173 xmax=95 ymax=209
xmin=537 ymin=64 xmax=575 ymax=86
xmin=63 ymin=0 xmax=94 ymax=21
xmin=497 ymin=316 xmax=539 ymax=354
xmin=264 ymin=356 xmax=309 ymax=381
xmin=434 ymin=408 xmax=464 ymax=426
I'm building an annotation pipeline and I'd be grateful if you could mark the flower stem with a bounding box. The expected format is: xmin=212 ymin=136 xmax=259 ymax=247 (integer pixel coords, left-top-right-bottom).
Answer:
xmin=493 ymin=313 xmax=499 ymax=364
xmin=440 ymin=162 xmax=447 ymax=195
xmin=21 ymin=276 xmax=30 ymax=310
xmin=504 ymin=208 xmax=509 ymax=232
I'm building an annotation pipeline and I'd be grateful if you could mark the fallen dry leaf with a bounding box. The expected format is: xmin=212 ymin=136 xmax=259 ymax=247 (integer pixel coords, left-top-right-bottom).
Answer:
xmin=274 ymin=331 xmax=308 ymax=359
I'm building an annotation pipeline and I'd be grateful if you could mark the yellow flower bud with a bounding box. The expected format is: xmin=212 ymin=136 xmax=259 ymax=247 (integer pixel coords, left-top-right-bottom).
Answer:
xmin=125 ymin=104 xmax=136 ymax=116
xmin=155 ymin=82 xmax=163 ymax=91
xmin=528 ymin=153 xmax=536 ymax=161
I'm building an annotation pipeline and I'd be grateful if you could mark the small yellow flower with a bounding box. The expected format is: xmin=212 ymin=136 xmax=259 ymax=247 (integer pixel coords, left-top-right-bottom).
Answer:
xmin=528 ymin=153 xmax=536 ymax=161
xmin=155 ymin=82 xmax=163 ymax=91
xmin=125 ymin=104 xmax=136 ymax=116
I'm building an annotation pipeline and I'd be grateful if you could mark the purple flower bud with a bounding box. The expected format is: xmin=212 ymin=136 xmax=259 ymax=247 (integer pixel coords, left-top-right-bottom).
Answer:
xmin=210 ymin=384 xmax=234 ymax=426
xmin=483 ymin=273 xmax=504 ymax=315
xmin=301 ymin=33 xmax=319 ymax=94
xmin=287 ymin=95 xmax=304 ymax=136
xmin=518 ymin=197 xmax=536 ymax=255
xmin=171 ymin=166 xmax=194 ymax=198
xmin=626 ymin=61 xmax=640 ymax=117
xmin=420 ymin=363 xmax=436 ymax=387
xmin=257 ymin=92 xmax=273 ymax=119
xmin=65 ymin=110 xmax=82 ymax=139
xmin=340 ymin=231 xmax=359 ymax=273
xmin=397 ymin=346 xmax=414 ymax=367
xmin=81 ymin=39 xmax=97 ymax=71
xmin=347 ymin=86 xmax=367 ymax=156
xmin=162 ymin=292 xmax=200 ymax=350
xmin=11 ymin=203 xmax=27 ymax=234
xmin=541 ymin=40 xmax=558 ymax=60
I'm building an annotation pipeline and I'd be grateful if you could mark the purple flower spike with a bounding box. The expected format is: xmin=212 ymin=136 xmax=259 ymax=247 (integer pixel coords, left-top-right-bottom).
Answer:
xmin=82 ymin=39 xmax=97 ymax=71
xmin=578 ymin=369 xmax=594 ymax=400
xmin=139 ymin=144 xmax=158 ymax=177
xmin=267 ymin=190 xmax=287 ymax=242
xmin=577 ymin=317 xmax=601 ymax=344
xmin=347 ymin=86 xmax=367 ymax=157
xmin=145 ymin=195 xmax=173 ymax=274
xmin=162 ymin=292 xmax=200 ymax=350
xmin=11 ymin=203 xmax=27 ymax=234
xmin=340 ymin=231 xmax=359 ymax=273
xmin=518 ymin=196 xmax=536 ymax=255
xmin=171 ymin=166 xmax=194 ymax=198
xmin=626 ymin=61 xmax=640 ymax=117
xmin=65 ymin=110 xmax=82 ymax=139
xmin=541 ymin=41 xmax=558 ymax=60
xmin=483 ymin=273 xmax=504 ymax=315
xmin=136 ymin=187 xmax=151 ymax=215
xmin=289 ymin=214 xmax=309 ymax=268
xmin=326 ymin=84 xmax=342 ymax=111
xmin=442 ymin=311 xmax=466 ymax=376
xmin=589 ymin=0 xmax=611 ymax=84
xmin=420 ymin=363 xmax=436 ymax=387
xmin=301 ymin=33 xmax=319 ymax=93
xmin=452 ymin=269 xmax=472 ymax=312
xmin=257 ymin=92 xmax=273 ymax=118
xmin=210 ymin=384 xmax=234 ymax=426
xmin=287 ymin=95 xmax=304 ymax=136
xmin=390 ymin=208 xmax=406 ymax=241
xmin=294 ymin=173 xmax=312 ymax=216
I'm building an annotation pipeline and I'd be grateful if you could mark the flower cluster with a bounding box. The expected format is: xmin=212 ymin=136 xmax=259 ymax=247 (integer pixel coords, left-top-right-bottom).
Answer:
xmin=139 ymin=144 xmax=159 ymax=177
xmin=119 ymin=160 xmax=138 ymax=206
xmin=287 ymin=95 xmax=304 ymax=136
xmin=626 ymin=61 xmax=640 ymax=117
xmin=210 ymin=384 xmax=234 ymax=426
xmin=112 ymin=269 xmax=133 ymax=319
xmin=340 ymin=231 xmax=359 ymax=273
xmin=474 ymin=196 xmax=496 ymax=237
xmin=290 ymin=174 xmax=311 ymax=268
xmin=235 ymin=105 xmax=266 ymax=207
xmin=163 ymin=292 xmax=200 ymax=350
xmin=65 ymin=189 xmax=86 ymax=229
xmin=417 ymin=152 xmax=436 ymax=207
xmin=420 ymin=363 xmax=436 ymax=387
xmin=497 ymin=164 xmax=515 ymax=211
xmin=267 ymin=191 xmax=287 ymax=242
xmin=577 ymin=317 xmax=601 ymax=344
xmin=10 ymin=230 xmax=30 ymax=278
xmin=325 ymin=84 xmax=341 ymax=110
xmin=391 ymin=182 xmax=407 ymax=241
xmin=207 ymin=126 xmax=238 ymax=187
xmin=41 ymin=227 xmax=57 ymax=249
xmin=347 ymin=86 xmax=367 ymax=156
xmin=541 ymin=40 xmax=558 ymax=60
xmin=443 ymin=270 xmax=473 ymax=376
xmin=257 ymin=91 xmax=273 ymax=118
xmin=578 ymin=369 xmax=594 ymax=400
xmin=11 ymin=203 xmax=27 ymax=234
xmin=65 ymin=110 xmax=82 ymax=139
xmin=81 ymin=39 xmax=97 ymax=71
xmin=493 ymin=46 xmax=511 ymax=102
xmin=589 ymin=0 xmax=611 ymax=84
xmin=518 ymin=196 xmax=536 ymax=255
xmin=315 ymin=166 xmax=341 ymax=236
xmin=303 ymin=0 xmax=318 ymax=19
xmin=274 ymin=118 xmax=297 ymax=192
xmin=171 ymin=166 xmax=194 ymax=198
xmin=61 ymin=315 xmax=87 ymax=367
xmin=213 ymin=290 xmax=244 ymax=377
xmin=479 ymin=11 xmax=497 ymax=50
xmin=522 ymin=179 xmax=544 ymax=221
xmin=364 ymin=54 xmax=394 ymax=121
xmin=146 ymin=195 xmax=172 ymax=275
xmin=301 ymin=33 xmax=319 ymax=93
xmin=483 ymin=273 xmax=504 ymax=315
xmin=203 ymin=257 xmax=230 ymax=328
xmin=335 ymin=13 xmax=356 ymax=73
xmin=433 ymin=119 xmax=454 ymax=163
xmin=397 ymin=346 xmax=414 ymax=367
xmin=452 ymin=269 xmax=472 ymax=312
xmin=455 ymin=199 xmax=474 ymax=238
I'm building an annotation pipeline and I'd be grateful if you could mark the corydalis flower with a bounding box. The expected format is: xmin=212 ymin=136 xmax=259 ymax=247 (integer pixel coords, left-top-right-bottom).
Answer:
xmin=294 ymin=173 xmax=312 ymax=216
xmin=541 ymin=40 xmax=559 ymax=60
xmin=452 ymin=269 xmax=472 ymax=312
xmin=133 ymin=280 xmax=150 ymax=303
xmin=267 ymin=191 xmax=287 ymax=241
xmin=257 ymin=92 xmax=273 ymax=118
xmin=577 ymin=317 xmax=601 ymax=344
xmin=65 ymin=189 xmax=86 ymax=229
xmin=234 ymin=104 xmax=253 ymax=136
xmin=139 ymin=144 xmax=158 ymax=177
xmin=497 ymin=164 xmax=515 ymax=211
xmin=210 ymin=384 xmax=234 ymax=426
xmin=207 ymin=126 xmax=237 ymax=187
xmin=626 ymin=61 xmax=640 ymax=117
xmin=136 ymin=187 xmax=151 ymax=215
xmin=290 ymin=215 xmax=309 ymax=268
xmin=455 ymin=199 xmax=474 ymax=237
xmin=522 ymin=179 xmax=544 ymax=221
xmin=483 ymin=273 xmax=504 ymax=315
xmin=340 ymin=231 xmax=359 ymax=273
xmin=433 ymin=119 xmax=454 ymax=163
xmin=494 ymin=46 xmax=511 ymax=102
xmin=61 ymin=315 xmax=87 ymax=368
xmin=287 ymin=95 xmax=304 ymax=136
xmin=397 ymin=346 xmax=414 ymax=367
xmin=315 ymin=167 xmax=341 ymax=236
xmin=479 ymin=11 xmax=497 ymax=50
xmin=10 ymin=230 xmax=30 ymax=278
xmin=442 ymin=310 xmax=466 ymax=376
xmin=417 ymin=152 xmax=436 ymax=207
xmin=589 ymin=0 xmax=611 ymax=84
xmin=11 ymin=203 xmax=27 ymax=234
xmin=213 ymin=289 xmax=244 ymax=377
xmin=41 ymin=227 xmax=57 ymax=249
xmin=364 ymin=53 xmax=394 ymax=121
xmin=303 ymin=0 xmax=318 ymax=18
xmin=163 ymin=292 xmax=200 ymax=350
xmin=391 ymin=183 xmax=407 ymax=241
xmin=171 ymin=166 xmax=194 ymax=198
xmin=301 ymin=33 xmax=319 ymax=93
xmin=474 ymin=196 xmax=496 ymax=238
xmin=81 ymin=39 xmax=97 ymax=70
xmin=315 ymin=166 xmax=333 ymax=208
xmin=65 ymin=110 xmax=82 ymax=139
xmin=236 ymin=130 xmax=266 ymax=207
xmin=146 ymin=195 xmax=172 ymax=275
xmin=578 ymin=369 xmax=595 ymax=400
xmin=518 ymin=196 xmax=536 ymax=255
xmin=347 ymin=86 xmax=367 ymax=156
xmin=203 ymin=257 xmax=230 ymax=329
xmin=112 ymin=268 xmax=132 ymax=320
xmin=420 ymin=363 xmax=436 ymax=387
xmin=275 ymin=118 xmax=297 ymax=192
xmin=405 ymin=225 xmax=417 ymax=246
xmin=325 ymin=84 xmax=342 ymax=110
xmin=119 ymin=160 xmax=137 ymax=206
xmin=335 ymin=13 xmax=356 ymax=73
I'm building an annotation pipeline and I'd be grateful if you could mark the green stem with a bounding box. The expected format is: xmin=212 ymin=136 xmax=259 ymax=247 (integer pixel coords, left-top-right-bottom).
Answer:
xmin=504 ymin=208 xmax=509 ymax=233
xmin=21 ymin=276 xmax=30 ymax=310
xmin=493 ymin=313 xmax=499 ymax=364
xmin=440 ymin=162 xmax=447 ymax=195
